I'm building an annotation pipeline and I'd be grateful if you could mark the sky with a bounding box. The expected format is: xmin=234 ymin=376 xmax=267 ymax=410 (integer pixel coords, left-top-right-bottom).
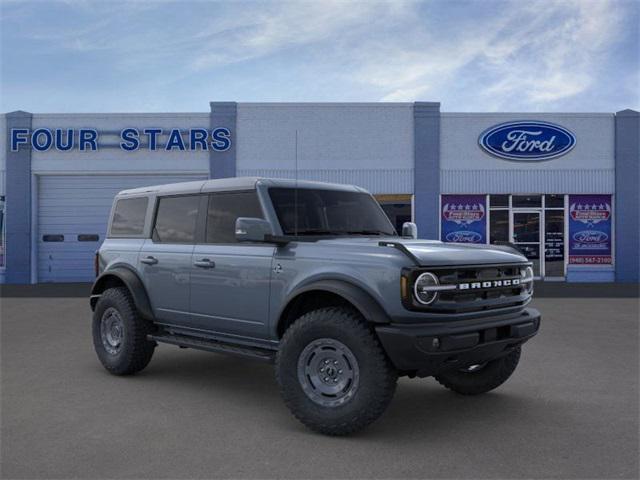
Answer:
xmin=1 ymin=0 xmax=638 ymax=113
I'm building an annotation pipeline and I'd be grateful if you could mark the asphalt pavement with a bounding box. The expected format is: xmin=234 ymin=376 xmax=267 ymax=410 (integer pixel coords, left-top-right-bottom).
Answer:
xmin=1 ymin=294 xmax=638 ymax=479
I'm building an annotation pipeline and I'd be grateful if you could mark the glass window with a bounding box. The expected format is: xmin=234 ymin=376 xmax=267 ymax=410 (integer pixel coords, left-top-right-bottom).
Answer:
xmin=78 ymin=234 xmax=99 ymax=242
xmin=110 ymin=197 xmax=148 ymax=236
xmin=0 ymin=195 xmax=5 ymax=268
xmin=490 ymin=195 xmax=509 ymax=208
xmin=153 ymin=195 xmax=200 ymax=243
xmin=513 ymin=211 xmax=540 ymax=243
xmin=43 ymin=235 xmax=64 ymax=242
xmin=545 ymin=210 xmax=565 ymax=277
xmin=206 ymin=191 xmax=263 ymax=244
xmin=489 ymin=210 xmax=509 ymax=244
xmin=545 ymin=194 xmax=565 ymax=208
xmin=379 ymin=203 xmax=412 ymax=233
xmin=512 ymin=195 xmax=542 ymax=208
xmin=269 ymin=188 xmax=397 ymax=236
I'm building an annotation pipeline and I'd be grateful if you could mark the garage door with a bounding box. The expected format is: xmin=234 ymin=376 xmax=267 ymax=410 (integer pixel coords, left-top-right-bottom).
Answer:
xmin=38 ymin=174 xmax=207 ymax=283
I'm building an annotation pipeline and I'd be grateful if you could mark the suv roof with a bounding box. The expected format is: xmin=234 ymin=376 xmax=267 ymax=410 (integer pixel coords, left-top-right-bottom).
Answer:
xmin=116 ymin=177 xmax=367 ymax=197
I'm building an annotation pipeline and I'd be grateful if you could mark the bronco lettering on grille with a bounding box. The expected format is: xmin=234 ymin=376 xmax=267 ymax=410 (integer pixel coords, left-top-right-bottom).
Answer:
xmin=458 ymin=278 xmax=521 ymax=290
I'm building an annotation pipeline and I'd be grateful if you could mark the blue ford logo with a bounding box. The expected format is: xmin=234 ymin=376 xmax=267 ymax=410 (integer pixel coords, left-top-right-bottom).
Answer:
xmin=573 ymin=230 xmax=608 ymax=244
xmin=479 ymin=121 xmax=576 ymax=161
xmin=445 ymin=231 xmax=482 ymax=243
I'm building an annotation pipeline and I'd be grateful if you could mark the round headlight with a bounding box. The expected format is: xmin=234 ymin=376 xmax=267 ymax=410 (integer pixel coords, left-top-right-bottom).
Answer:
xmin=521 ymin=266 xmax=534 ymax=293
xmin=414 ymin=272 xmax=440 ymax=305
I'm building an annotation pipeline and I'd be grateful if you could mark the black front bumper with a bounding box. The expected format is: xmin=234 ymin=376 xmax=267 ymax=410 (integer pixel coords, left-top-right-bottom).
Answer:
xmin=375 ymin=308 xmax=540 ymax=377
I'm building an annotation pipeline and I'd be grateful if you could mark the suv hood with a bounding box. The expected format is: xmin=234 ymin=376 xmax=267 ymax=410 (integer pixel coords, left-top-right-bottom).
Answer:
xmin=396 ymin=239 xmax=527 ymax=266
xmin=315 ymin=237 xmax=528 ymax=266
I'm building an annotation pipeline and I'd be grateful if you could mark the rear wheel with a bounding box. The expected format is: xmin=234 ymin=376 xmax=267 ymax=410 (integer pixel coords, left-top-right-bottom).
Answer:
xmin=434 ymin=347 xmax=521 ymax=395
xmin=92 ymin=287 xmax=156 ymax=375
xmin=276 ymin=307 xmax=398 ymax=436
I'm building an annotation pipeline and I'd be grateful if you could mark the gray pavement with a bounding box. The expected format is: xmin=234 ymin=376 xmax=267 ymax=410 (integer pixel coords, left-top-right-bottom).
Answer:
xmin=1 ymin=295 xmax=638 ymax=479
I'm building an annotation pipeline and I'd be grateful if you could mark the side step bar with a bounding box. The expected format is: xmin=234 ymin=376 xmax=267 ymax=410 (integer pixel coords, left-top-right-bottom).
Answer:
xmin=148 ymin=333 xmax=276 ymax=363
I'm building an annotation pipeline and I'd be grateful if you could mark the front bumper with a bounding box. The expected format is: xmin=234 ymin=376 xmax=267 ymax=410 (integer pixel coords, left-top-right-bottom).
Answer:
xmin=375 ymin=308 xmax=540 ymax=377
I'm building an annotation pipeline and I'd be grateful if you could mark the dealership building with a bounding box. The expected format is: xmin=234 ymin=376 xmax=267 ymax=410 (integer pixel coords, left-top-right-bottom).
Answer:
xmin=0 ymin=102 xmax=638 ymax=284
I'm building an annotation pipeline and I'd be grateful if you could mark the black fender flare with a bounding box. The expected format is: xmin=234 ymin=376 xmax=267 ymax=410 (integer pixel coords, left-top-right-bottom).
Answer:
xmin=90 ymin=267 xmax=154 ymax=320
xmin=279 ymin=279 xmax=391 ymax=328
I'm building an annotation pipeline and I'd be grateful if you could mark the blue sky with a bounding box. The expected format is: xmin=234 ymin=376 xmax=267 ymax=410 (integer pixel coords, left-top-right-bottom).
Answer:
xmin=1 ymin=0 xmax=638 ymax=113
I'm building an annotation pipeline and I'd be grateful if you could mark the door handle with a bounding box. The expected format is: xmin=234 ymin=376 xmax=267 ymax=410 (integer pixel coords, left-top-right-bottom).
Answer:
xmin=140 ymin=256 xmax=158 ymax=265
xmin=193 ymin=258 xmax=215 ymax=268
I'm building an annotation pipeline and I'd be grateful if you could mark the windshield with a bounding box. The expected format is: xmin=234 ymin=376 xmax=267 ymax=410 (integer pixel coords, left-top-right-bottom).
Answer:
xmin=269 ymin=188 xmax=397 ymax=236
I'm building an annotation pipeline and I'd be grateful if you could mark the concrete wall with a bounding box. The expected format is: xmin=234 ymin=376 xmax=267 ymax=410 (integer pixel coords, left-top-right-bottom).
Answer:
xmin=614 ymin=110 xmax=640 ymax=282
xmin=441 ymin=113 xmax=615 ymax=193
xmin=236 ymin=103 xmax=414 ymax=194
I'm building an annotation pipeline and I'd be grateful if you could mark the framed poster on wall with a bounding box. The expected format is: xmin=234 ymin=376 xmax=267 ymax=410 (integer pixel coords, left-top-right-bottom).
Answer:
xmin=440 ymin=194 xmax=487 ymax=244
xmin=568 ymin=194 xmax=612 ymax=265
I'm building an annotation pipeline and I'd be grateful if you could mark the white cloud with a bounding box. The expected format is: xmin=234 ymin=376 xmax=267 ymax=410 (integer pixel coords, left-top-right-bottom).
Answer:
xmin=350 ymin=0 xmax=628 ymax=108
xmin=2 ymin=0 xmax=635 ymax=111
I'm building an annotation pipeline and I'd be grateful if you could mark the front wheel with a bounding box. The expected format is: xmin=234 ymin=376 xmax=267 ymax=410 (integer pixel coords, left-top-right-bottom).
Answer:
xmin=276 ymin=307 xmax=398 ymax=436
xmin=434 ymin=347 xmax=521 ymax=395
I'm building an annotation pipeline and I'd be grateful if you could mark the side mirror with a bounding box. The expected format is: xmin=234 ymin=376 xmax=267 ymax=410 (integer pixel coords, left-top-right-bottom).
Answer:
xmin=401 ymin=222 xmax=418 ymax=239
xmin=235 ymin=217 xmax=272 ymax=242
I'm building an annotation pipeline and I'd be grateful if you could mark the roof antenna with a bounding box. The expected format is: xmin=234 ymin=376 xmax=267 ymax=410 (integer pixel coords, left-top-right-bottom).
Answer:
xmin=294 ymin=129 xmax=299 ymax=238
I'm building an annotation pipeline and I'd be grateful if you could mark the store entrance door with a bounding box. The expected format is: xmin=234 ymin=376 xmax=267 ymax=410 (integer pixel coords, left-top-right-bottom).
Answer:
xmin=511 ymin=210 xmax=542 ymax=277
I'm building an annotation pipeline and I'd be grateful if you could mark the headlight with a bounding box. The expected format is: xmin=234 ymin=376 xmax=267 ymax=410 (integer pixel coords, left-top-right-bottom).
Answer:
xmin=521 ymin=266 xmax=534 ymax=293
xmin=413 ymin=272 xmax=440 ymax=305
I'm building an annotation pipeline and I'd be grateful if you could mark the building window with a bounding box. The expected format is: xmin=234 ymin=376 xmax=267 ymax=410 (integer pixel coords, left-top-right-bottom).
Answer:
xmin=489 ymin=195 xmax=509 ymax=208
xmin=512 ymin=195 xmax=542 ymax=208
xmin=375 ymin=195 xmax=412 ymax=233
xmin=489 ymin=210 xmax=509 ymax=244
xmin=0 ymin=195 xmax=5 ymax=268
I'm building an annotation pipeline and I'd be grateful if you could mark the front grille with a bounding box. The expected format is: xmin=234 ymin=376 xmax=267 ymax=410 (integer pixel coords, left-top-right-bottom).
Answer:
xmin=408 ymin=264 xmax=532 ymax=314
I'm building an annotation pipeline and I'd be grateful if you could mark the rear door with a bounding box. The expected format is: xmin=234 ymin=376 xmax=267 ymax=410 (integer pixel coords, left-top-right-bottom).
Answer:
xmin=139 ymin=194 xmax=204 ymax=325
xmin=189 ymin=191 xmax=275 ymax=340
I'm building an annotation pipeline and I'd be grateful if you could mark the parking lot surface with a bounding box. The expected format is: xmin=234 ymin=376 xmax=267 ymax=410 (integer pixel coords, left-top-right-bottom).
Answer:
xmin=1 ymin=295 xmax=638 ymax=479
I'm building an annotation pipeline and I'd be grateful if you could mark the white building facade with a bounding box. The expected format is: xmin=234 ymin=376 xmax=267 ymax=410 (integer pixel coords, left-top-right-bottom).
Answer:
xmin=1 ymin=102 xmax=638 ymax=284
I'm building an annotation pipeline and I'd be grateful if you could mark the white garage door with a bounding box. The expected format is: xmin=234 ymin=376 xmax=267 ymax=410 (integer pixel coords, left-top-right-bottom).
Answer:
xmin=38 ymin=174 xmax=207 ymax=283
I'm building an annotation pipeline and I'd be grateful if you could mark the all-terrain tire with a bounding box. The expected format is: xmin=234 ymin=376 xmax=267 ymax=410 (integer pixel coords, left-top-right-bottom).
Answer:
xmin=276 ymin=307 xmax=398 ymax=436
xmin=92 ymin=287 xmax=156 ymax=375
xmin=434 ymin=347 xmax=521 ymax=395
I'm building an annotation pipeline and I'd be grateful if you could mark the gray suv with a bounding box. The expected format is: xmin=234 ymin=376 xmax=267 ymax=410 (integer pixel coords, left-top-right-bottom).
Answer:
xmin=90 ymin=177 xmax=540 ymax=435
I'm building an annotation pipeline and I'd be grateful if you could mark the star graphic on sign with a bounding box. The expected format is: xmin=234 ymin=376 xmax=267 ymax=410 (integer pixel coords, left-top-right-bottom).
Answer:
xmin=472 ymin=204 xmax=478 ymax=210
xmin=599 ymin=204 xmax=604 ymax=209
xmin=577 ymin=204 xmax=583 ymax=210
xmin=465 ymin=204 xmax=471 ymax=210
xmin=450 ymin=204 xmax=456 ymax=210
xmin=458 ymin=204 xmax=463 ymax=210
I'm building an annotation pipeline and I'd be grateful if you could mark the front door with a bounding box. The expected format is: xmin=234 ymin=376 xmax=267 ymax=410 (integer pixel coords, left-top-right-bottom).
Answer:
xmin=188 ymin=191 xmax=274 ymax=341
xmin=511 ymin=210 xmax=542 ymax=277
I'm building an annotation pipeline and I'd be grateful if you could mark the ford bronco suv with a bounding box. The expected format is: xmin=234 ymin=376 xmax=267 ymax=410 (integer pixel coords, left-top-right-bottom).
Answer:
xmin=90 ymin=177 xmax=540 ymax=435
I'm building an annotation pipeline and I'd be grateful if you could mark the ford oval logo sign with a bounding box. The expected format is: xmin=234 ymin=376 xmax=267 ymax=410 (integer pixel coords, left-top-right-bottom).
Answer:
xmin=445 ymin=231 xmax=482 ymax=243
xmin=479 ymin=121 xmax=576 ymax=161
xmin=573 ymin=230 xmax=609 ymax=244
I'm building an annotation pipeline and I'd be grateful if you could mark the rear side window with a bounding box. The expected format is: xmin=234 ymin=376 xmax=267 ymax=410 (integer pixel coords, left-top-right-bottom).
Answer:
xmin=206 ymin=191 xmax=263 ymax=243
xmin=153 ymin=195 xmax=200 ymax=243
xmin=110 ymin=197 xmax=148 ymax=236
